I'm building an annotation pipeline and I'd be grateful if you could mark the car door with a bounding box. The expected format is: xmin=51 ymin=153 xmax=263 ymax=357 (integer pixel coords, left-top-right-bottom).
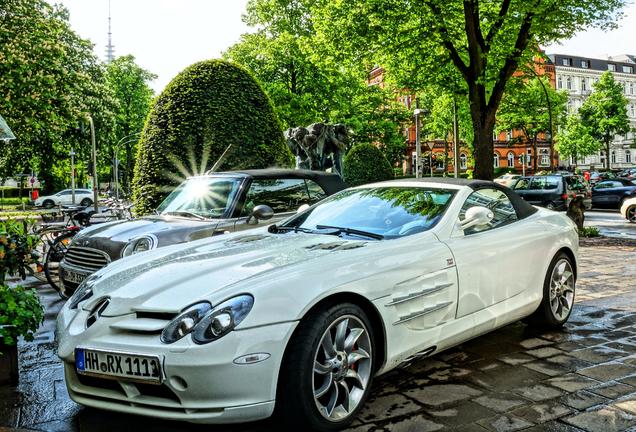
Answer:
xmin=57 ymin=190 xmax=72 ymax=205
xmin=443 ymin=187 xmax=535 ymax=322
xmin=231 ymin=178 xmax=326 ymax=231
xmin=592 ymin=181 xmax=616 ymax=206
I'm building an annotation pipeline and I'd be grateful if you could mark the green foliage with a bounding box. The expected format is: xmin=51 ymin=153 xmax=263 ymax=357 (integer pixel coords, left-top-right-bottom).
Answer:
xmin=0 ymin=220 xmax=38 ymax=285
xmin=0 ymin=198 xmax=29 ymax=206
xmin=555 ymin=114 xmax=600 ymax=163
xmin=105 ymin=55 xmax=157 ymax=193
xmin=132 ymin=60 xmax=293 ymax=214
xmin=0 ymin=0 xmax=117 ymax=192
xmin=343 ymin=144 xmax=394 ymax=186
xmin=312 ymin=0 xmax=625 ymax=179
xmin=0 ymin=284 xmax=44 ymax=345
xmin=578 ymin=72 xmax=631 ymax=169
xmin=578 ymin=226 xmax=600 ymax=238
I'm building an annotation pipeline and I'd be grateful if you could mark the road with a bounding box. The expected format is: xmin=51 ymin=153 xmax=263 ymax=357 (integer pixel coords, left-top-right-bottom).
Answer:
xmin=585 ymin=209 xmax=636 ymax=240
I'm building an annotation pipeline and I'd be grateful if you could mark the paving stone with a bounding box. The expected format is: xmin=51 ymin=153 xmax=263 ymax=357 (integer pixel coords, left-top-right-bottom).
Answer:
xmin=613 ymin=398 xmax=636 ymax=416
xmin=587 ymin=382 xmax=636 ymax=399
xmin=619 ymin=375 xmax=636 ymax=387
xmin=605 ymin=341 xmax=636 ymax=353
xmin=512 ymin=384 xmax=564 ymax=402
xmin=564 ymin=407 xmax=636 ymax=432
xmin=570 ymin=336 xmax=610 ymax=347
xmin=578 ymin=362 xmax=636 ymax=381
xmin=569 ymin=346 xmax=629 ymax=363
xmin=473 ymin=395 xmax=527 ymax=414
xmin=561 ymin=390 xmax=610 ymax=410
xmin=445 ymin=425 xmax=491 ymax=432
xmin=405 ymin=359 xmax=450 ymax=375
xmin=526 ymin=347 xmax=565 ymax=359
xmin=404 ymin=384 xmax=481 ymax=407
xmin=547 ymin=373 xmax=600 ymax=392
xmin=468 ymin=365 xmax=549 ymax=391
xmin=357 ymin=393 xmax=421 ymax=423
xmin=498 ymin=353 xmax=536 ymax=366
xmin=428 ymin=401 xmax=496 ymax=427
xmin=523 ymin=360 xmax=570 ymax=377
xmin=555 ymin=341 xmax=587 ymax=351
xmin=385 ymin=415 xmax=444 ymax=432
xmin=545 ymin=354 xmax=594 ymax=372
xmin=511 ymin=401 xmax=572 ymax=424
xmin=520 ymin=338 xmax=553 ymax=349
xmin=477 ymin=414 xmax=534 ymax=432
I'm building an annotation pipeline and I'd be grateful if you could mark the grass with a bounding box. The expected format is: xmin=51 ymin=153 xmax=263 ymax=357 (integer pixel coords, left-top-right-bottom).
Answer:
xmin=579 ymin=226 xmax=600 ymax=238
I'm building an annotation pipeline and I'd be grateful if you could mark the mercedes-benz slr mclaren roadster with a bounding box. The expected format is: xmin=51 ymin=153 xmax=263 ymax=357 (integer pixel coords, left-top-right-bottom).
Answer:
xmin=57 ymin=178 xmax=578 ymax=430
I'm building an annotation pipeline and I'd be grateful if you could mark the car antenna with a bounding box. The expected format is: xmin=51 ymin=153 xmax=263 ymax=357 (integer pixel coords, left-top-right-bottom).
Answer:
xmin=209 ymin=143 xmax=234 ymax=173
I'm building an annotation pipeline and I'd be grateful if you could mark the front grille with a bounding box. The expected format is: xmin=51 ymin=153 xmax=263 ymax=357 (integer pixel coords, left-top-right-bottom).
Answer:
xmin=76 ymin=371 xmax=180 ymax=403
xmin=63 ymin=246 xmax=111 ymax=272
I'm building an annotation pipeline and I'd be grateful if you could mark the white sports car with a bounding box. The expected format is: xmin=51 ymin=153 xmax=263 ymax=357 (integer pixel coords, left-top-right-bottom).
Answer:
xmin=620 ymin=196 xmax=636 ymax=223
xmin=56 ymin=179 xmax=578 ymax=430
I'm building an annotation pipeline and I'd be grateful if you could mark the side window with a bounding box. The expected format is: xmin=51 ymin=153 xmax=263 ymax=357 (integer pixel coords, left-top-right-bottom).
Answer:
xmin=305 ymin=179 xmax=327 ymax=203
xmin=242 ymin=179 xmax=310 ymax=215
xmin=513 ymin=178 xmax=530 ymax=190
xmin=459 ymin=188 xmax=518 ymax=235
xmin=595 ymin=181 xmax=612 ymax=189
xmin=58 ymin=190 xmax=72 ymax=196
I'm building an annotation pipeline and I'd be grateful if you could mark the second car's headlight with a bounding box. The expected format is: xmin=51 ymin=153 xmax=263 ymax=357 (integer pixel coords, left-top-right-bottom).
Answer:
xmin=160 ymin=295 xmax=254 ymax=345
xmin=121 ymin=235 xmax=157 ymax=257
xmin=68 ymin=273 xmax=101 ymax=309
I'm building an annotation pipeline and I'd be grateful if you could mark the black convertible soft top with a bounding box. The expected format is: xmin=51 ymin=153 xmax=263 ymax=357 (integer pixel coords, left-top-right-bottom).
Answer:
xmin=386 ymin=177 xmax=538 ymax=220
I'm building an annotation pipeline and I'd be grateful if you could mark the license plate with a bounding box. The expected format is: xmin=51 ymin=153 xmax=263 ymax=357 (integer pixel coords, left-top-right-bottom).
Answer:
xmin=75 ymin=348 xmax=162 ymax=384
xmin=63 ymin=269 xmax=87 ymax=285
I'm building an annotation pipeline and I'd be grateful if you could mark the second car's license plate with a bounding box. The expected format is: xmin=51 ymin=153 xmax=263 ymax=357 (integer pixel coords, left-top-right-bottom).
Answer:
xmin=63 ymin=269 xmax=87 ymax=285
xmin=75 ymin=348 xmax=162 ymax=384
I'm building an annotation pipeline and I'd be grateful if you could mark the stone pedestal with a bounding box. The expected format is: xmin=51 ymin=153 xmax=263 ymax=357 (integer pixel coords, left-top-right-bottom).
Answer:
xmin=0 ymin=343 xmax=19 ymax=385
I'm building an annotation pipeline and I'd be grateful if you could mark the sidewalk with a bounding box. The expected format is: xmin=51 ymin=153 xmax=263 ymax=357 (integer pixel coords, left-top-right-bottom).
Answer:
xmin=1 ymin=238 xmax=636 ymax=432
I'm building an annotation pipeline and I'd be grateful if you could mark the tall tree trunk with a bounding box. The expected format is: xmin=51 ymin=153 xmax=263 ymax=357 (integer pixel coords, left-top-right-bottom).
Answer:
xmin=605 ymin=139 xmax=611 ymax=170
xmin=532 ymin=136 xmax=538 ymax=173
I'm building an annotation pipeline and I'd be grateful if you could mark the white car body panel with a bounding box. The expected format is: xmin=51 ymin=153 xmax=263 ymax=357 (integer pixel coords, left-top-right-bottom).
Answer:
xmin=620 ymin=196 xmax=636 ymax=222
xmin=56 ymin=180 xmax=579 ymax=424
xmin=35 ymin=189 xmax=93 ymax=207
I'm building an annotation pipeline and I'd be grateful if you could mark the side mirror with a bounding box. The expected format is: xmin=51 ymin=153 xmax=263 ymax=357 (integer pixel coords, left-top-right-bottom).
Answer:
xmin=246 ymin=204 xmax=274 ymax=224
xmin=459 ymin=206 xmax=494 ymax=231
xmin=296 ymin=203 xmax=310 ymax=213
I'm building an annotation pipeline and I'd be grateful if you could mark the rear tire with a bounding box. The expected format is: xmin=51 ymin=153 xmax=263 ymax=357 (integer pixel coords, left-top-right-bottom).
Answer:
xmin=80 ymin=198 xmax=92 ymax=207
xmin=527 ymin=252 xmax=575 ymax=328
xmin=44 ymin=231 xmax=76 ymax=299
xmin=42 ymin=199 xmax=54 ymax=209
xmin=276 ymin=303 xmax=375 ymax=431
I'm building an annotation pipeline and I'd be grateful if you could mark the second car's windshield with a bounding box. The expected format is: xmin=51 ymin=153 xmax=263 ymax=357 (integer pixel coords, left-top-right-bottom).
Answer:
xmin=156 ymin=177 xmax=242 ymax=219
xmin=279 ymin=186 xmax=455 ymax=239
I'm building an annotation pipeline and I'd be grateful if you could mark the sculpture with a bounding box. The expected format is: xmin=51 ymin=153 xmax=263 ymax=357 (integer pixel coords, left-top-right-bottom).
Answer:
xmin=285 ymin=123 xmax=349 ymax=177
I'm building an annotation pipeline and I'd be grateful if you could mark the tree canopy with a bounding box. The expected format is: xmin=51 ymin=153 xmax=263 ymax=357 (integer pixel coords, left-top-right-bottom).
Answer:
xmin=555 ymin=113 xmax=600 ymax=165
xmin=312 ymin=0 xmax=626 ymax=179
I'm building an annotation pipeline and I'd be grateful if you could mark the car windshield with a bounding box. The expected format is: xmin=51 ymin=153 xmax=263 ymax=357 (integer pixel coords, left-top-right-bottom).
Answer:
xmin=156 ymin=177 xmax=242 ymax=219
xmin=278 ymin=186 xmax=456 ymax=240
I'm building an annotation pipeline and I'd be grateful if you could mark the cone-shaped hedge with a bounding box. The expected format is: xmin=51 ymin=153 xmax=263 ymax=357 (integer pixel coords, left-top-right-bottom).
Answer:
xmin=132 ymin=60 xmax=293 ymax=214
xmin=343 ymin=144 xmax=394 ymax=186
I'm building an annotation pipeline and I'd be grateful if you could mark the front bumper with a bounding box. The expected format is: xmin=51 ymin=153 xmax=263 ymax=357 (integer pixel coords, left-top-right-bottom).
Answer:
xmin=56 ymin=305 xmax=297 ymax=424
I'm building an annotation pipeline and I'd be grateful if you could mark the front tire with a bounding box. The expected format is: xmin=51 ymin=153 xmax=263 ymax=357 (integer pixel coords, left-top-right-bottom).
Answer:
xmin=277 ymin=303 xmax=375 ymax=430
xmin=626 ymin=205 xmax=636 ymax=223
xmin=42 ymin=199 xmax=55 ymax=209
xmin=528 ymin=252 xmax=576 ymax=328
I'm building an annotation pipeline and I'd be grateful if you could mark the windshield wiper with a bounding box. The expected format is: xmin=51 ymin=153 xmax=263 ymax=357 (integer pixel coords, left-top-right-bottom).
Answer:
xmin=164 ymin=210 xmax=206 ymax=220
xmin=268 ymin=224 xmax=317 ymax=234
xmin=315 ymin=225 xmax=384 ymax=240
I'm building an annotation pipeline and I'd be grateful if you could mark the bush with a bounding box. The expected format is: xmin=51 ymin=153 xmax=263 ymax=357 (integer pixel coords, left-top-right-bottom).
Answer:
xmin=579 ymin=226 xmax=600 ymax=238
xmin=0 ymin=285 xmax=44 ymax=345
xmin=343 ymin=144 xmax=394 ymax=186
xmin=132 ymin=60 xmax=293 ymax=214
xmin=0 ymin=198 xmax=29 ymax=206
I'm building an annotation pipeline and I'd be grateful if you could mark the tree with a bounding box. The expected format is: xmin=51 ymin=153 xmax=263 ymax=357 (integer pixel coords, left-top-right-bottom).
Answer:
xmin=312 ymin=0 xmax=625 ymax=179
xmin=105 ymin=55 xmax=157 ymax=193
xmin=555 ymin=114 xmax=600 ymax=166
xmin=0 ymin=0 xmax=117 ymax=191
xmin=497 ymin=74 xmax=568 ymax=171
xmin=343 ymin=144 xmax=394 ymax=186
xmin=132 ymin=60 xmax=293 ymax=215
xmin=578 ymin=71 xmax=631 ymax=170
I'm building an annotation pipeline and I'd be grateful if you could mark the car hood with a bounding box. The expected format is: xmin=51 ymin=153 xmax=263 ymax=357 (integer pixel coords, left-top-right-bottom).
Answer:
xmin=84 ymin=230 xmax=371 ymax=317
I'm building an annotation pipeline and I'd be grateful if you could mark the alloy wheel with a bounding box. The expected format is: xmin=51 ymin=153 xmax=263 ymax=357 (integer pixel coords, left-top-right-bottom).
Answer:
xmin=549 ymin=259 xmax=575 ymax=321
xmin=628 ymin=206 xmax=636 ymax=223
xmin=312 ymin=315 xmax=372 ymax=422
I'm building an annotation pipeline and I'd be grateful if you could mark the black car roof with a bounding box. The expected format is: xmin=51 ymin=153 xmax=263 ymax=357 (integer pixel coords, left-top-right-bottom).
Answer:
xmin=203 ymin=168 xmax=346 ymax=195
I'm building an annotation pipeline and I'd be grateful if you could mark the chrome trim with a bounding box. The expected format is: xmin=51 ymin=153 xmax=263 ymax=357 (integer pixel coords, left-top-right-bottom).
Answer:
xmin=393 ymin=301 xmax=453 ymax=326
xmin=385 ymin=283 xmax=453 ymax=306
xmin=63 ymin=246 xmax=111 ymax=273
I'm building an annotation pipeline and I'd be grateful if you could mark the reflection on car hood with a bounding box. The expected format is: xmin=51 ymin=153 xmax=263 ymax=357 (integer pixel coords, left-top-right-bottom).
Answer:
xmin=88 ymin=231 xmax=368 ymax=316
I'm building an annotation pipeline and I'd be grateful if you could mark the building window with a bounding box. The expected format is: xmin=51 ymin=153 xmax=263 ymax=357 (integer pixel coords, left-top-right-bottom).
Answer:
xmin=611 ymin=151 xmax=617 ymax=164
xmin=600 ymin=151 xmax=606 ymax=166
xmin=493 ymin=152 xmax=500 ymax=168
xmin=527 ymin=149 xmax=532 ymax=167
xmin=507 ymin=151 xmax=515 ymax=167
xmin=608 ymin=64 xmax=616 ymax=72
xmin=539 ymin=149 xmax=550 ymax=167
xmin=566 ymin=77 xmax=572 ymax=90
xmin=557 ymin=76 xmax=563 ymax=89
xmin=630 ymin=104 xmax=635 ymax=117
xmin=623 ymin=66 xmax=633 ymax=74
xmin=581 ymin=78 xmax=587 ymax=92
xmin=627 ymin=150 xmax=632 ymax=164
xmin=562 ymin=58 xmax=571 ymax=66
xmin=631 ymin=83 xmax=635 ymax=95
xmin=581 ymin=60 xmax=589 ymax=68
xmin=460 ymin=153 xmax=467 ymax=170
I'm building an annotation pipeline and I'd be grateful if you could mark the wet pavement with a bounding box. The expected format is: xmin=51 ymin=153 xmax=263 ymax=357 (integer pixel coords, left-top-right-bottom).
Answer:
xmin=585 ymin=210 xmax=636 ymax=240
xmin=1 ymin=238 xmax=636 ymax=432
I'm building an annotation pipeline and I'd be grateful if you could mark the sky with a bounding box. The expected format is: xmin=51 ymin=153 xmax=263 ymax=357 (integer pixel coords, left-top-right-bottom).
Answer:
xmin=52 ymin=0 xmax=636 ymax=94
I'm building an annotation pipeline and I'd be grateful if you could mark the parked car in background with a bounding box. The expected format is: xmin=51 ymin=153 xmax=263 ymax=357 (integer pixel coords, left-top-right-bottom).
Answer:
xmin=34 ymin=189 xmax=94 ymax=208
xmin=591 ymin=178 xmax=636 ymax=209
xmin=58 ymin=169 xmax=345 ymax=295
xmin=619 ymin=168 xmax=636 ymax=181
xmin=620 ymin=196 xmax=636 ymax=223
xmin=588 ymin=171 xmax=617 ymax=185
xmin=57 ymin=178 xmax=578 ymax=430
xmin=512 ymin=175 xmax=578 ymax=211
xmin=494 ymin=174 xmax=522 ymax=187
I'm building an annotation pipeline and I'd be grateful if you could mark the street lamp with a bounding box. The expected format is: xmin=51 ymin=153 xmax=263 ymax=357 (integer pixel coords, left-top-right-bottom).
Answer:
xmin=84 ymin=114 xmax=98 ymax=212
xmin=113 ymin=132 xmax=142 ymax=199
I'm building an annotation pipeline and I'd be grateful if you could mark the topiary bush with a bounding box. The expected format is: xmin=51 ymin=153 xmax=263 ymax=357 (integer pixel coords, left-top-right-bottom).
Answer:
xmin=343 ymin=144 xmax=394 ymax=186
xmin=132 ymin=59 xmax=293 ymax=214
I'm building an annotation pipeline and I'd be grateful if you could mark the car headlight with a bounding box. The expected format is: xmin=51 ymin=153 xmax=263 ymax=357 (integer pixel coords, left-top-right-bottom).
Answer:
xmin=160 ymin=295 xmax=254 ymax=345
xmin=68 ymin=274 xmax=100 ymax=309
xmin=121 ymin=235 xmax=157 ymax=257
